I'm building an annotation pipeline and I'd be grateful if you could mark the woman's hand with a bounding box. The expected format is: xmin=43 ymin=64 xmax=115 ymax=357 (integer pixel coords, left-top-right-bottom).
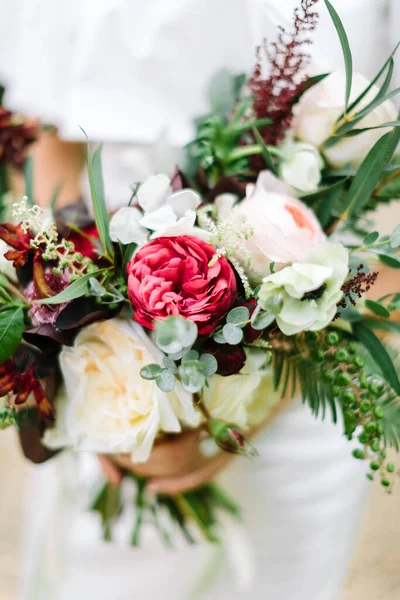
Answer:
xmin=99 ymin=430 xmax=233 ymax=495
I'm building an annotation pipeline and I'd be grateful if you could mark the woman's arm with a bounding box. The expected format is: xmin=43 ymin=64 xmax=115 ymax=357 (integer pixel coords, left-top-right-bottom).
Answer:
xmin=12 ymin=130 xmax=84 ymax=208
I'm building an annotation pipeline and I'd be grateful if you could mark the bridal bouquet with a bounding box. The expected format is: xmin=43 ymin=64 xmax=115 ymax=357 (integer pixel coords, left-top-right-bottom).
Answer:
xmin=1 ymin=0 xmax=400 ymax=544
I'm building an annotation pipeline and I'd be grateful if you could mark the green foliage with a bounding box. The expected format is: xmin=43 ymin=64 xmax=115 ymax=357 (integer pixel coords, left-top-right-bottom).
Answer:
xmin=155 ymin=316 xmax=198 ymax=356
xmin=324 ymin=0 xmax=352 ymax=110
xmin=38 ymin=269 xmax=109 ymax=305
xmin=81 ymin=130 xmax=114 ymax=259
xmin=271 ymin=329 xmax=400 ymax=488
xmin=0 ymin=307 xmax=24 ymax=362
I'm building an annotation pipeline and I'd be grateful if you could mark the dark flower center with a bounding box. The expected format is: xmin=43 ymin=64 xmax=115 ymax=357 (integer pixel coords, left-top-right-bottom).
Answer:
xmin=301 ymin=283 xmax=327 ymax=302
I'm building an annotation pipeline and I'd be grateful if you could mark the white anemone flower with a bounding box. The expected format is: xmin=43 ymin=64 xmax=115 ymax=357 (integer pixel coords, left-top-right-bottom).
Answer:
xmin=109 ymin=174 xmax=203 ymax=245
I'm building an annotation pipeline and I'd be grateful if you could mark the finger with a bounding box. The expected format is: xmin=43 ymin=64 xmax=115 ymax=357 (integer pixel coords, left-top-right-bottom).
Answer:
xmin=148 ymin=454 xmax=231 ymax=495
xmin=98 ymin=455 xmax=123 ymax=486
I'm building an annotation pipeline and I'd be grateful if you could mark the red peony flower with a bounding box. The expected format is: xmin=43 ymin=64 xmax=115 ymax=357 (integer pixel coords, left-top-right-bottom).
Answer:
xmin=67 ymin=224 xmax=99 ymax=261
xmin=127 ymin=236 xmax=237 ymax=334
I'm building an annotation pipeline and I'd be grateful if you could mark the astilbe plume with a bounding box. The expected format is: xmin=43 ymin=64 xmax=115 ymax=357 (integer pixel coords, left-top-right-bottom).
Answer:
xmin=337 ymin=265 xmax=379 ymax=312
xmin=248 ymin=0 xmax=319 ymax=146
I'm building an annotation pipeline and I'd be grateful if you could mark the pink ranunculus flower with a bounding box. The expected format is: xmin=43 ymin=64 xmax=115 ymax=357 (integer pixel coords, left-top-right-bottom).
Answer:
xmin=240 ymin=171 xmax=325 ymax=275
xmin=127 ymin=236 xmax=237 ymax=335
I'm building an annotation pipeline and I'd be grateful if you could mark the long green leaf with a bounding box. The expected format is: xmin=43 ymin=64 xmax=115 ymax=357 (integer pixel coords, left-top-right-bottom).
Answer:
xmin=353 ymin=322 xmax=400 ymax=394
xmin=338 ymin=42 xmax=400 ymax=122
xmin=337 ymin=121 xmax=400 ymax=138
xmin=325 ymin=0 xmax=352 ymax=109
xmin=37 ymin=269 xmax=108 ymax=305
xmin=345 ymin=132 xmax=392 ymax=218
xmin=251 ymin=125 xmax=277 ymax=174
xmin=24 ymin=155 xmax=34 ymax=207
xmin=0 ymin=307 xmax=24 ymax=361
xmin=81 ymin=130 xmax=114 ymax=259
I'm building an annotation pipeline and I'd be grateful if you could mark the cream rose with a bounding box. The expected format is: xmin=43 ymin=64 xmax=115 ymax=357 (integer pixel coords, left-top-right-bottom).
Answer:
xmin=203 ymin=348 xmax=279 ymax=429
xmin=294 ymin=72 xmax=397 ymax=168
xmin=240 ymin=171 xmax=325 ymax=275
xmin=0 ymin=239 xmax=16 ymax=281
xmin=258 ymin=243 xmax=349 ymax=336
xmin=279 ymin=139 xmax=324 ymax=192
xmin=44 ymin=319 xmax=200 ymax=462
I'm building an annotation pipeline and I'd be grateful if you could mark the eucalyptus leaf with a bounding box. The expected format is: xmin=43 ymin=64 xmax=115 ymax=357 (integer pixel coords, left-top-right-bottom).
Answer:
xmin=390 ymin=224 xmax=400 ymax=248
xmin=199 ymin=353 xmax=218 ymax=377
xmin=226 ymin=307 xmax=250 ymax=327
xmin=222 ymin=323 xmax=243 ymax=345
xmin=38 ymin=269 xmax=108 ymax=305
xmin=182 ymin=350 xmax=200 ymax=362
xmin=363 ymin=231 xmax=379 ymax=246
xmin=365 ymin=299 xmax=391 ymax=318
xmin=156 ymin=370 xmax=176 ymax=393
xmin=0 ymin=307 xmax=24 ymax=362
xmin=140 ymin=364 xmax=163 ymax=380
xmin=89 ymin=277 xmax=106 ymax=297
xmin=324 ymin=0 xmax=352 ymax=109
xmin=378 ymin=253 xmax=400 ymax=269
xmin=346 ymin=132 xmax=392 ymax=218
xmin=251 ymin=310 xmax=276 ymax=331
xmin=163 ymin=357 xmax=178 ymax=373
xmin=213 ymin=330 xmax=226 ymax=344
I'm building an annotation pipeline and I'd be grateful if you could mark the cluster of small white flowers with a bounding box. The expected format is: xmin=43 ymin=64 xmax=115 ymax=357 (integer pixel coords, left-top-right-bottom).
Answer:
xmin=12 ymin=197 xmax=47 ymax=236
xmin=12 ymin=197 xmax=91 ymax=279
xmin=198 ymin=205 xmax=254 ymax=298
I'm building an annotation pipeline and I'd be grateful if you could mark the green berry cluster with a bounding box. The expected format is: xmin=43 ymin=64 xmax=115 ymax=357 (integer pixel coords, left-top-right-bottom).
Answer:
xmin=306 ymin=330 xmax=397 ymax=491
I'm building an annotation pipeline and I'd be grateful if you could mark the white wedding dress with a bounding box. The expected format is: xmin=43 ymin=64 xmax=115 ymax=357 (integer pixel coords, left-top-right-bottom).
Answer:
xmin=0 ymin=1 xmax=396 ymax=598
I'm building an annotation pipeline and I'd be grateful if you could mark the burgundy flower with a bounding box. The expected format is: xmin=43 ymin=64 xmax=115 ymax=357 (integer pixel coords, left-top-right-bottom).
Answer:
xmin=202 ymin=340 xmax=246 ymax=376
xmin=127 ymin=236 xmax=237 ymax=335
xmin=0 ymin=108 xmax=39 ymax=170
xmin=0 ymin=359 xmax=53 ymax=420
xmin=67 ymin=224 xmax=100 ymax=261
xmin=25 ymin=268 xmax=70 ymax=327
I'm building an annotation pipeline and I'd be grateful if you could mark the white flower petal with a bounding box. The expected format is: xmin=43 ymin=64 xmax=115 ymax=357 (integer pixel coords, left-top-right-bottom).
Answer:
xmin=167 ymin=189 xmax=201 ymax=219
xmin=137 ymin=174 xmax=172 ymax=213
xmin=215 ymin=193 xmax=238 ymax=220
xmin=139 ymin=205 xmax=177 ymax=231
xmin=109 ymin=207 xmax=148 ymax=244
xmin=150 ymin=211 xmax=197 ymax=239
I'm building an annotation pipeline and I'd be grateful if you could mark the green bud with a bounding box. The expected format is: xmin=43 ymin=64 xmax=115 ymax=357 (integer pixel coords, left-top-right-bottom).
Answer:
xmin=334 ymin=349 xmax=349 ymax=363
xmin=352 ymin=449 xmax=364 ymax=459
xmin=360 ymin=400 xmax=372 ymax=413
xmin=353 ymin=357 xmax=364 ymax=370
xmin=344 ymin=410 xmax=355 ymax=422
xmin=381 ymin=478 xmax=391 ymax=488
xmin=326 ymin=332 xmax=340 ymax=346
xmin=313 ymin=349 xmax=325 ymax=362
xmin=75 ymin=252 xmax=84 ymax=262
xmin=336 ymin=372 xmax=350 ymax=387
xmin=371 ymin=440 xmax=380 ymax=453
xmin=364 ymin=422 xmax=377 ymax=435
xmin=322 ymin=369 xmax=334 ymax=382
xmin=370 ymin=461 xmax=380 ymax=471
xmin=386 ymin=463 xmax=395 ymax=473
xmin=366 ymin=473 xmax=374 ymax=481
xmin=377 ymin=423 xmax=384 ymax=436
xmin=331 ymin=385 xmax=340 ymax=397
xmin=359 ymin=376 xmax=368 ymax=389
xmin=369 ymin=383 xmax=380 ymax=397
xmin=373 ymin=405 xmax=384 ymax=419
xmin=306 ymin=331 xmax=319 ymax=342
xmin=347 ymin=342 xmax=356 ymax=354
xmin=52 ymin=268 xmax=61 ymax=276
xmin=341 ymin=390 xmax=356 ymax=405
xmin=358 ymin=433 xmax=367 ymax=444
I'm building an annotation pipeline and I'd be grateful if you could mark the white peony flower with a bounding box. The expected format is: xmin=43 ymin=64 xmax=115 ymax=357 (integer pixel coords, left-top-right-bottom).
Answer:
xmin=44 ymin=318 xmax=200 ymax=462
xmin=239 ymin=171 xmax=325 ymax=274
xmin=203 ymin=349 xmax=279 ymax=429
xmin=109 ymin=174 xmax=202 ymax=245
xmin=258 ymin=243 xmax=349 ymax=336
xmin=0 ymin=239 xmax=16 ymax=281
xmin=279 ymin=139 xmax=324 ymax=192
xmin=294 ymin=72 xmax=397 ymax=168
